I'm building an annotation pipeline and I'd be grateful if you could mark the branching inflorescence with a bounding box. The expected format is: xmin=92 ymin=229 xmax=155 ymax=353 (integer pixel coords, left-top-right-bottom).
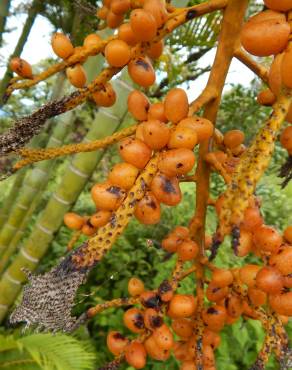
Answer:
xmin=1 ymin=0 xmax=292 ymax=369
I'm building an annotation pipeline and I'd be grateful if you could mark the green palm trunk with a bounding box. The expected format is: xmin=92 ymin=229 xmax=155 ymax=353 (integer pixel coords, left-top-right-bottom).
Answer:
xmin=0 ymin=170 xmax=26 ymax=229
xmin=0 ymin=112 xmax=73 ymax=272
xmin=0 ymin=73 xmax=134 ymax=322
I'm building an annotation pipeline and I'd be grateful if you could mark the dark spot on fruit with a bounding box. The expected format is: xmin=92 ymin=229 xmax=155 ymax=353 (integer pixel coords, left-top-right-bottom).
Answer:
xmin=207 ymin=307 xmax=218 ymax=315
xmin=107 ymin=186 xmax=122 ymax=196
xmin=113 ymin=332 xmax=126 ymax=340
xmin=151 ymin=315 xmax=163 ymax=328
xmin=147 ymin=200 xmax=157 ymax=209
xmin=136 ymin=58 xmax=150 ymax=70
xmin=162 ymin=177 xmax=176 ymax=194
xmin=176 ymin=163 xmax=183 ymax=168
xmin=158 ymin=280 xmax=172 ymax=295
xmin=134 ymin=313 xmax=145 ymax=328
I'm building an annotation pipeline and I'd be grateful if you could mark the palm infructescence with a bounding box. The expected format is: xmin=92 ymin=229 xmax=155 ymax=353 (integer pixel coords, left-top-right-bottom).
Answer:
xmin=0 ymin=1 xmax=292 ymax=370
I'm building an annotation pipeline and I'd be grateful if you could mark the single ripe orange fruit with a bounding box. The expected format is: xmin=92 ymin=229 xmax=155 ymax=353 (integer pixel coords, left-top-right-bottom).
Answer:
xmin=111 ymin=0 xmax=131 ymax=15
xmin=64 ymin=212 xmax=85 ymax=230
xmin=92 ymin=83 xmax=116 ymax=107
xmin=9 ymin=57 xmax=33 ymax=79
xmin=142 ymin=119 xmax=170 ymax=150
xmin=164 ymin=88 xmax=189 ymax=124
xmin=119 ymin=137 xmax=152 ymax=169
xmin=83 ymin=33 xmax=102 ymax=55
xmin=66 ymin=64 xmax=87 ymax=88
xmin=108 ymin=162 xmax=139 ymax=190
xmin=128 ymin=90 xmax=150 ymax=121
xmin=118 ymin=23 xmax=138 ymax=46
xmin=241 ymin=10 xmax=290 ymax=57
xmin=128 ymin=56 xmax=156 ymax=87
xmin=104 ymin=39 xmax=131 ymax=67
xmin=130 ymin=9 xmax=157 ymax=42
xmin=51 ymin=32 xmax=74 ymax=59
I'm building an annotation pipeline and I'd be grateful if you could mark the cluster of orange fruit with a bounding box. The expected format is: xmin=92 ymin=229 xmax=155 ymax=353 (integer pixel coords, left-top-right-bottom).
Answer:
xmin=102 ymin=220 xmax=292 ymax=369
xmin=239 ymin=0 xmax=292 ymax=156
xmin=63 ymin=87 xmax=214 ymax=235
xmin=9 ymin=0 xmax=168 ymax=97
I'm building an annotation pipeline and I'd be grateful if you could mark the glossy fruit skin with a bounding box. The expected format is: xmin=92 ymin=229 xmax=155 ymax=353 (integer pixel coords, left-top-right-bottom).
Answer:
xmin=118 ymin=23 xmax=138 ymax=46
xmin=161 ymin=234 xmax=183 ymax=253
xmin=105 ymin=39 xmax=131 ymax=67
xmin=257 ymin=88 xmax=276 ymax=106
xmin=206 ymin=283 xmax=229 ymax=302
xmin=168 ymin=294 xmax=197 ymax=318
xmin=240 ymin=206 xmax=263 ymax=232
xmin=135 ymin=124 xmax=145 ymax=141
xmin=91 ymin=182 xmax=125 ymax=211
xmin=171 ymin=318 xmax=193 ymax=339
xmin=92 ymin=83 xmax=116 ymax=107
xmin=164 ymin=88 xmax=189 ymax=124
xmin=111 ymin=0 xmax=131 ymax=15
xmin=142 ymin=119 xmax=170 ymax=150
xmin=66 ymin=64 xmax=87 ymax=88
xmin=107 ymin=331 xmax=129 ymax=355
xmin=241 ymin=10 xmax=290 ymax=56
xmin=108 ymin=162 xmax=139 ymax=190
xmin=97 ymin=6 xmax=109 ymax=20
xmin=202 ymin=305 xmax=226 ymax=332
xmin=128 ymin=57 xmax=156 ymax=87
xmin=147 ymin=40 xmax=164 ymax=60
xmin=9 ymin=57 xmax=33 ymax=79
xmin=223 ymin=130 xmax=245 ymax=149
xmin=203 ymin=329 xmax=221 ymax=349
xmin=148 ymin=102 xmax=167 ymax=122
xmin=280 ymin=126 xmax=292 ymax=152
xmin=90 ymin=210 xmax=111 ymax=228
xmin=177 ymin=116 xmax=213 ymax=142
xmin=264 ymin=0 xmax=292 ymax=11
xmin=236 ymin=229 xmax=253 ymax=257
xmin=123 ymin=308 xmax=145 ymax=333
xmin=211 ymin=269 xmax=234 ymax=288
xmin=64 ymin=212 xmax=85 ymax=230
xmin=106 ymin=10 xmax=124 ymax=28
xmin=144 ymin=335 xmax=170 ymax=361
xmin=119 ymin=137 xmax=152 ymax=169
xmin=150 ymin=173 xmax=182 ymax=206
xmin=128 ymin=277 xmax=145 ymax=296
xmin=83 ymin=34 xmax=102 ymax=54
xmin=281 ymin=47 xmax=292 ymax=88
xmin=269 ymin=292 xmax=292 ymax=316
xmin=81 ymin=222 xmax=96 ymax=236
xmin=283 ymin=226 xmax=292 ymax=244
xmin=51 ymin=32 xmax=74 ymax=59
xmin=158 ymin=148 xmax=196 ymax=177
xmin=226 ymin=295 xmax=243 ymax=318
xmin=127 ymin=90 xmax=150 ymax=121
xmin=270 ymin=247 xmax=292 ymax=275
xmin=253 ymin=225 xmax=283 ymax=254
xmin=130 ymin=9 xmax=157 ymax=41
xmin=248 ymin=287 xmax=267 ymax=306
xmin=177 ymin=240 xmax=199 ymax=261
xmin=256 ymin=266 xmax=284 ymax=294
xmin=143 ymin=0 xmax=168 ymax=28
xmin=125 ymin=342 xmax=147 ymax=369
xmin=239 ymin=264 xmax=261 ymax=287
xmin=168 ymin=126 xmax=198 ymax=150
xmin=134 ymin=192 xmax=161 ymax=224
xmin=152 ymin=323 xmax=174 ymax=350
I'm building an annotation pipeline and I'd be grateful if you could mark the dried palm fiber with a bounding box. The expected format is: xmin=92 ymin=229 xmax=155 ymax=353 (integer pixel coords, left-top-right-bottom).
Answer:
xmin=0 ymin=71 xmax=134 ymax=323
xmin=9 ymin=156 xmax=158 ymax=332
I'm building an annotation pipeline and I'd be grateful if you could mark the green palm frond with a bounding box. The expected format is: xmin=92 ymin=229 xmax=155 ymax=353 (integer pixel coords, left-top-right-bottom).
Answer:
xmin=168 ymin=11 xmax=222 ymax=49
xmin=0 ymin=333 xmax=96 ymax=370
